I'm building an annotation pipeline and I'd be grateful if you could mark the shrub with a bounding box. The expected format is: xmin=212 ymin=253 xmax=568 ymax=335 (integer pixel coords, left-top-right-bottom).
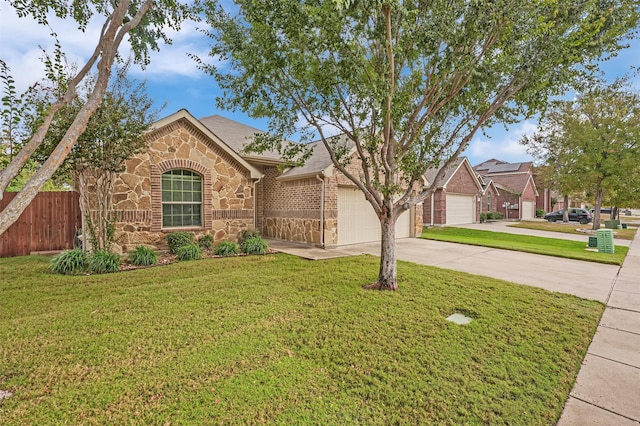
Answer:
xmin=198 ymin=234 xmax=215 ymax=250
xmin=479 ymin=212 xmax=487 ymax=223
xmin=128 ymin=246 xmax=158 ymax=266
xmin=166 ymin=232 xmax=195 ymax=254
xmin=214 ymin=241 xmax=240 ymax=256
xmin=87 ymin=250 xmax=121 ymax=274
xmin=176 ymin=244 xmax=202 ymax=261
xmin=536 ymin=208 xmax=545 ymax=218
xmin=238 ymin=229 xmax=262 ymax=247
xmin=49 ymin=249 xmax=88 ymax=275
xmin=241 ymin=236 xmax=268 ymax=255
xmin=486 ymin=211 xmax=503 ymax=220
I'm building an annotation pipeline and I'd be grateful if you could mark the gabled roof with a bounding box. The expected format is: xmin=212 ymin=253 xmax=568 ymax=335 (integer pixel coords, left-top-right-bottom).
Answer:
xmin=279 ymin=134 xmax=354 ymax=180
xmin=148 ymin=110 xmax=262 ymax=179
xmin=479 ymin=177 xmax=500 ymax=196
xmin=488 ymin=173 xmax=537 ymax=195
xmin=198 ymin=115 xmax=286 ymax=165
xmin=473 ymin=158 xmax=532 ymax=175
xmin=423 ymin=157 xmax=483 ymax=191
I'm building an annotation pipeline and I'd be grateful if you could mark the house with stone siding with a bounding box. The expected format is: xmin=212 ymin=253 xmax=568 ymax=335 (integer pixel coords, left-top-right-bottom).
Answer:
xmin=109 ymin=110 xmax=424 ymax=253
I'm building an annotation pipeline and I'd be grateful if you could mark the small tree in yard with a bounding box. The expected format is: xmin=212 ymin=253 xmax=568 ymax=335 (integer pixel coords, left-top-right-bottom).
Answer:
xmin=34 ymin=65 xmax=159 ymax=251
xmin=521 ymin=110 xmax=585 ymax=224
xmin=522 ymin=80 xmax=640 ymax=230
xmin=0 ymin=0 xmax=195 ymax=236
xmin=200 ymin=0 xmax=638 ymax=289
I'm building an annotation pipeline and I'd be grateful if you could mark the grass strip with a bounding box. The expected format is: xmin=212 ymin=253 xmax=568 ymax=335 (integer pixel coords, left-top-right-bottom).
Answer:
xmin=509 ymin=221 xmax=637 ymax=240
xmin=0 ymin=254 xmax=602 ymax=425
xmin=421 ymin=226 xmax=627 ymax=265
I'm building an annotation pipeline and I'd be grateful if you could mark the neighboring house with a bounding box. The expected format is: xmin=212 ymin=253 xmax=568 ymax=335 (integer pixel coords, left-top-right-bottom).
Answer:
xmin=109 ymin=110 xmax=423 ymax=252
xmin=473 ymin=159 xmax=539 ymax=220
xmin=422 ymin=157 xmax=483 ymax=226
xmin=477 ymin=176 xmax=500 ymax=214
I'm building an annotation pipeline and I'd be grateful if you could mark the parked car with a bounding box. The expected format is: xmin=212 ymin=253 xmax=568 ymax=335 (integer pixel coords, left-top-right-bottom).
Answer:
xmin=590 ymin=207 xmax=612 ymax=214
xmin=544 ymin=208 xmax=592 ymax=224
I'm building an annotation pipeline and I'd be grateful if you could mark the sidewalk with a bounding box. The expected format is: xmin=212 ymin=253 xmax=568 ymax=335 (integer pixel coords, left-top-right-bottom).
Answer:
xmin=558 ymin=229 xmax=640 ymax=425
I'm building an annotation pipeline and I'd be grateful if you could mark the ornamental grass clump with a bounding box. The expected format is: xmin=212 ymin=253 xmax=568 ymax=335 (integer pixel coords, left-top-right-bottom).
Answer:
xmin=176 ymin=244 xmax=202 ymax=261
xmin=128 ymin=246 xmax=158 ymax=266
xmin=49 ymin=249 xmax=88 ymax=275
xmin=214 ymin=241 xmax=239 ymax=256
xmin=87 ymin=250 xmax=121 ymax=274
xmin=241 ymin=236 xmax=268 ymax=255
xmin=238 ymin=229 xmax=261 ymax=247
xmin=198 ymin=234 xmax=215 ymax=250
xmin=166 ymin=232 xmax=195 ymax=254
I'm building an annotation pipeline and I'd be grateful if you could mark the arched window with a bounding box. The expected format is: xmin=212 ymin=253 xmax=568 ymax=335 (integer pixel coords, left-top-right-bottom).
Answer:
xmin=162 ymin=170 xmax=202 ymax=228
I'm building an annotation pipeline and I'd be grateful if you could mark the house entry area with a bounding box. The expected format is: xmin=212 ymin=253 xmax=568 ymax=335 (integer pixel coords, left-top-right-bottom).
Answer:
xmin=337 ymin=186 xmax=411 ymax=246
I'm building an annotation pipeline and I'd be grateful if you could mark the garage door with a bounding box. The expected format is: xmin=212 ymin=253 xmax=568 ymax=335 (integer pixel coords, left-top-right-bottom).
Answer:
xmin=446 ymin=194 xmax=475 ymax=225
xmin=522 ymin=201 xmax=535 ymax=220
xmin=337 ymin=187 xmax=411 ymax=246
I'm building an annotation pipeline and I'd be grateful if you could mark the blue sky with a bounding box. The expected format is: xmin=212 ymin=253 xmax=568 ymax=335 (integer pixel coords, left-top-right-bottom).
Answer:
xmin=1 ymin=1 xmax=638 ymax=166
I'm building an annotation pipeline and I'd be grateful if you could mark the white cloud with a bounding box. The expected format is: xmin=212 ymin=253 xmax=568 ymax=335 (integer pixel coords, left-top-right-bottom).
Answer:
xmin=467 ymin=120 xmax=538 ymax=164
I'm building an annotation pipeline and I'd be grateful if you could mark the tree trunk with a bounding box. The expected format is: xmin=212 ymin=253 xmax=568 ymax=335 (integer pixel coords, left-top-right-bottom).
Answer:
xmin=593 ymin=188 xmax=603 ymax=230
xmin=562 ymin=195 xmax=569 ymax=222
xmin=368 ymin=213 xmax=398 ymax=290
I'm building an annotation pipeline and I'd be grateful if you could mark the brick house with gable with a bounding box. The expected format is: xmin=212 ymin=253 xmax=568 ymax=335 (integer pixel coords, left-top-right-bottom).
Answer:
xmin=109 ymin=110 xmax=424 ymax=252
xmin=473 ymin=159 xmax=540 ymax=220
xmin=422 ymin=157 xmax=484 ymax=226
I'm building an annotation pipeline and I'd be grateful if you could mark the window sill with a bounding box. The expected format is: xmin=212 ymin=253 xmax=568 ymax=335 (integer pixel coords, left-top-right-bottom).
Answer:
xmin=161 ymin=227 xmax=204 ymax=233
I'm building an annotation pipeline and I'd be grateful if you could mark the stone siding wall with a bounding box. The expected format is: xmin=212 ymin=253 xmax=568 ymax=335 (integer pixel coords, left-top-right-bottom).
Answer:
xmin=112 ymin=118 xmax=254 ymax=252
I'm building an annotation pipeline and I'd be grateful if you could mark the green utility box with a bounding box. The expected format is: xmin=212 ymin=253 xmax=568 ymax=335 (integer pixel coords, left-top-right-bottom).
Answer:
xmin=588 ymin=236 xmax=598 ymax=248
xmin=604 ymin=219 xmax=621 ymax=229
xmin=596 ymin=229 xmax=615 ymax=254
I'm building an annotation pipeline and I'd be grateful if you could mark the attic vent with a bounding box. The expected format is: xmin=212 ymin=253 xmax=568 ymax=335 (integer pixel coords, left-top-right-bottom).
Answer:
xmin=446 ymin=313 xmax=473 ymax=325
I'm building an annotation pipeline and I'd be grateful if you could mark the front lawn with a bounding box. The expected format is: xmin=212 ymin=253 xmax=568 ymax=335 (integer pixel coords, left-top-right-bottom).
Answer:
xmin=0 ymin=254 xmax=602 ymax=425
xmin=421 ymin=227 xmax=628 ymax=265
xmin=509 ymin=221 xmax=638 ymax=240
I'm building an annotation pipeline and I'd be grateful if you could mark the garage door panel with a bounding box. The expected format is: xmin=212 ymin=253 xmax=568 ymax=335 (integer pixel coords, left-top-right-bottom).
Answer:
xmin=522 ymin=201 xmax=535 ymax=220
xmin=446 ymin=194 xmax=474 ymax=225
xmin=337 ymin=187 xmax=410 ymax=246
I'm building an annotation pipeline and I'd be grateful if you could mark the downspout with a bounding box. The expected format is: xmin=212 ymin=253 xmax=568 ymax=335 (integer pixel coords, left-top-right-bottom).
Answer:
xmin=519 ymin=195 xmax=522 ymax=220
xmin=253 ymin=175 xmax=263 ymax=231
xmin=430 ymin=193 xmax=434 ymax=226
xmin=315 ymin=174 xmax=325 ymax=248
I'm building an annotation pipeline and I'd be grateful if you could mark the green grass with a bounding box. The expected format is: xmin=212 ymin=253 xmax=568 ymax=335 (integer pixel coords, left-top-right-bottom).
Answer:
xmin=509 ymin=221 xmax=638 ymax=240
xmin=422 ymin=227 xmax=628 ymax=265
xmin=0 ymin=254 xmax=603 ymax=425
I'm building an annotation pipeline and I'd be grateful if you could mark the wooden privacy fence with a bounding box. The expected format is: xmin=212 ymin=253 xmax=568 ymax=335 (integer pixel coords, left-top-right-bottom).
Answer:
xmin=0 ymin=191 xmax=82 ymax=258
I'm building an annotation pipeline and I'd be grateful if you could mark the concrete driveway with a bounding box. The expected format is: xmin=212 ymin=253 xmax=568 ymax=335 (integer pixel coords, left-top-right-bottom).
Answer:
xmin=346 ymin=239 xmax=620 ymax=302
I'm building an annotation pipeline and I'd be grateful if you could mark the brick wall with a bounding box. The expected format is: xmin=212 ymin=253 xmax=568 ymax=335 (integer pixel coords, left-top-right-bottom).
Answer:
xmin=447 ymin=164 xmax=480 ymax=194
xmin=259 ymin=167 xmax=324 ymax=244
xmin=423 ymin=189 xmax=447 ymax=225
